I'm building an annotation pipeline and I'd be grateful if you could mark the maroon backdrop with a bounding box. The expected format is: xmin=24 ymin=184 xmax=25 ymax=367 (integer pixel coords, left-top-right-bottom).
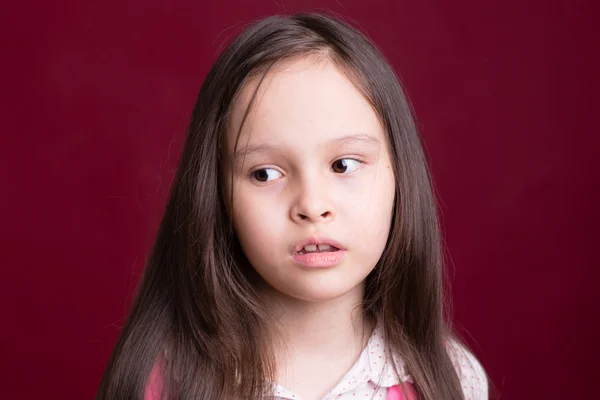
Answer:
xmin=2 ymin=0 xmax=597 ymax=398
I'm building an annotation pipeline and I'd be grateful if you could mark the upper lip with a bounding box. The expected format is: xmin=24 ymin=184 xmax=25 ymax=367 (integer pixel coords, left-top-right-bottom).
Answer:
xmin=293 ymin=236 xmax=346 ymax=253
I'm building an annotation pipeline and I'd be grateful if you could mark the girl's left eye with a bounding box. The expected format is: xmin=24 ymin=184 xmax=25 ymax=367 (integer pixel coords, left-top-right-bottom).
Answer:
xmin=331 ymin=158 xmax=361 ymax=174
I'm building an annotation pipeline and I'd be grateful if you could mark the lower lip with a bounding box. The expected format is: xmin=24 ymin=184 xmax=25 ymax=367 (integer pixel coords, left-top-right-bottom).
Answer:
xmin=292 ymin=250 xmax=346 ymax=268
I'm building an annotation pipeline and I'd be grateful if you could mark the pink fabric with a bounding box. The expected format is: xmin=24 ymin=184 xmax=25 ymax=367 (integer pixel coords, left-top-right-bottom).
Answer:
xmin=144 ymin=364 xmax=163 ymax=400
xmin=386 ymin=384 xmax=417 ymax=400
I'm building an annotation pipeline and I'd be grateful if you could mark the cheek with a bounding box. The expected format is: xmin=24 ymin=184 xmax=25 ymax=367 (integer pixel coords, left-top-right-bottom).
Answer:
xmin=375 ymin=165 xmax=396 ymax=224
xmin=344 ymin=165 xmax=395 ymax=227
xmin=231 ymin=186 xmax=287 ymax=261
xmin=361 ymin=166 xmax=395 ymax=260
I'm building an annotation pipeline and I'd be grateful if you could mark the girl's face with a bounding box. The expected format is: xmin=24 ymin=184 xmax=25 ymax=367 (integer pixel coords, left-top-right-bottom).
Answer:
xmin=224 ymin=56 xmax=395 ymax=303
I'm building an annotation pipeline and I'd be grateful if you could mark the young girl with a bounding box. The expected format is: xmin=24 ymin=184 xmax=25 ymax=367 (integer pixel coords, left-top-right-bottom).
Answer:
xmin=97 ymin=12 xmax=488 ymax=400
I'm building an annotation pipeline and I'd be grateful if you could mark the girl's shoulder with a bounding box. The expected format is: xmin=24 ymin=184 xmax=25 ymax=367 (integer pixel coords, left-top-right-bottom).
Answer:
xmin=444 ymin=339 xmax=488 ymax=400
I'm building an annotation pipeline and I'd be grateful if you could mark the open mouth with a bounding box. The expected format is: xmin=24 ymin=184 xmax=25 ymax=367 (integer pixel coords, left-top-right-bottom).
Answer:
xmin=296 ymin=244 xmax=340 ymax=254
xmin=292 ymin=239 xmax=346 ymax=267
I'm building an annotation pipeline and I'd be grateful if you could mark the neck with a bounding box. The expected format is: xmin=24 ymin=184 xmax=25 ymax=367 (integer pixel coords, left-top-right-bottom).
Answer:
xmin=263 ymin=282 xmax=374 ymax=366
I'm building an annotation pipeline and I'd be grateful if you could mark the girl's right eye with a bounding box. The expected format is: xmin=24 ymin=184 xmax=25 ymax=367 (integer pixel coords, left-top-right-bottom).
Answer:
xmin=251 ymin=168 xmax=282 ymax=182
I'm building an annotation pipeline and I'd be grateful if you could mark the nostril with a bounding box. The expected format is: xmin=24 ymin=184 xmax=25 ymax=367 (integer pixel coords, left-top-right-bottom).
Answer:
xmin=295 ymin=210 xmax=333 ymax=221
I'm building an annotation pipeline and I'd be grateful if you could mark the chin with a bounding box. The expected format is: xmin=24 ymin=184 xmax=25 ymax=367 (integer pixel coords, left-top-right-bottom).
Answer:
xmin=280 ymin=280 xmax=363 ymax=303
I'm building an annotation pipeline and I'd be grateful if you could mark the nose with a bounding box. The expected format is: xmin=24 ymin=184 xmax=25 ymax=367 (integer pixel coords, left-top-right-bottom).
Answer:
xmin=289 ymin=179 xmax=335 ymax=224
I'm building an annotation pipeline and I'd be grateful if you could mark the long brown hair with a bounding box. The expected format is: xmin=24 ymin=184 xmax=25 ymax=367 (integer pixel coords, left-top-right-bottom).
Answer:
xmin=97 ymin=12 xmax=467 ymax=400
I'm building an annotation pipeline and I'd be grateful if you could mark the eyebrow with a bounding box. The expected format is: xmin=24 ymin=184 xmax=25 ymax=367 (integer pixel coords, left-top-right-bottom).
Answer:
xmin=233 ymin=133 xmax=380 ymax=160
xmin=332 ymin=133 xmax=381 ymax=148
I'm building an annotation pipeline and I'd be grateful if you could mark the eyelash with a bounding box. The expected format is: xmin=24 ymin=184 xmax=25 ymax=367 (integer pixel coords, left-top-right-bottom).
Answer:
xmin=249 ymin=157 xmax=365 ymax=183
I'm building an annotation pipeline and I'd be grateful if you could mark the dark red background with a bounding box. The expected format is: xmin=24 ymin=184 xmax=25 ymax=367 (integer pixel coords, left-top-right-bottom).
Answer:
xmin=2 ymin=1 xmax=597 ymax=398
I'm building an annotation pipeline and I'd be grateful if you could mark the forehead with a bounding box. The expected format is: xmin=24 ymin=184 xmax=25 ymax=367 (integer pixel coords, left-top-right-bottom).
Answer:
xmin=226 ymin=56 xmax=384 ymax=151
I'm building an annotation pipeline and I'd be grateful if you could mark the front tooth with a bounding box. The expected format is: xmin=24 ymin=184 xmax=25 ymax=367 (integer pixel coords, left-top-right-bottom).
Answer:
xmin=304 ymin=244 xmax=317 ymax=252
xmin=318 ymin=244 xmax=331 ymax=251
